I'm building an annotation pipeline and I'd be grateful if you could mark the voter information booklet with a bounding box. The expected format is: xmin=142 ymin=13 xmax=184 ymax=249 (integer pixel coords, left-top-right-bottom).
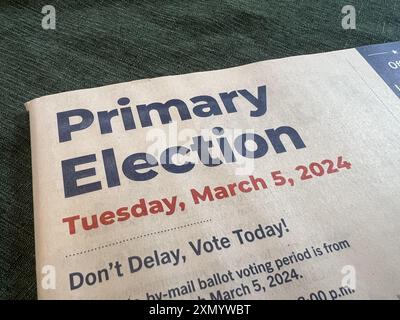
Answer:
xmin=25 ymin=41 xmax=400 ymax=300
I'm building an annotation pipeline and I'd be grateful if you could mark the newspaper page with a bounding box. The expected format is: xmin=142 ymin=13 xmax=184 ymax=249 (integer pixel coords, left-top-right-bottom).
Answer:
xmin=25 ymin=41 xmax=400 ymax=300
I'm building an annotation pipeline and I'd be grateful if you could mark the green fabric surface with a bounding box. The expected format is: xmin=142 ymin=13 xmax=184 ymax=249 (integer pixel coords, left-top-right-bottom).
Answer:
xmin=0 ymin=0 xmax=398 ymax=299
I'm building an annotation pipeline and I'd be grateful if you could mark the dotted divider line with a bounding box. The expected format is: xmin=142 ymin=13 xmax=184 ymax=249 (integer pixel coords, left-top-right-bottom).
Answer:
xmin=65 ymin=218 xmax=212 ymax=258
